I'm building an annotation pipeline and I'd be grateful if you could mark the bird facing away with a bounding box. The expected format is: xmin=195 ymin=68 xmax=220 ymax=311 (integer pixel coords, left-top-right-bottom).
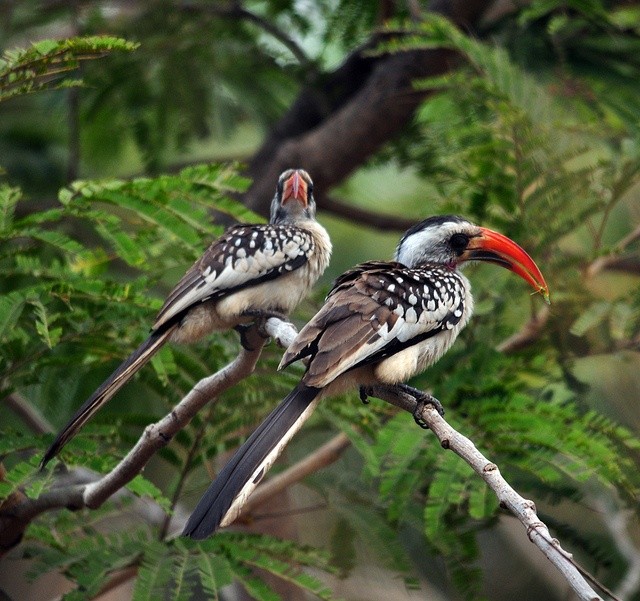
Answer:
xmin=183 ymin=215 xmax=549 ymax=539
xmin=41 ymin=169 xmax=332 ymax=468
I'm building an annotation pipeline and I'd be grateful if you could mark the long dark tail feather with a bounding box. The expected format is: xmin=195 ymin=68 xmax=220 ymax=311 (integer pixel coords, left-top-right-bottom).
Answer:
xmin=183 ymin=383 xmax=321 ymax=540
xmin=40 ymin=325 xmax=176 ymax=469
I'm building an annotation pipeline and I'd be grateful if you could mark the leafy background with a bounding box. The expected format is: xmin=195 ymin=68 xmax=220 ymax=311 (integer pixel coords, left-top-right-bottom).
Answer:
xmin=1 ymin=1 xmax=640 ymax=600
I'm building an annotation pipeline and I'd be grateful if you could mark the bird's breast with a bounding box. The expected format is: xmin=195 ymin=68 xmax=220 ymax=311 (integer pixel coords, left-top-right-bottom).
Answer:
xmin=373 ymin=275 xmax=474 ymax=385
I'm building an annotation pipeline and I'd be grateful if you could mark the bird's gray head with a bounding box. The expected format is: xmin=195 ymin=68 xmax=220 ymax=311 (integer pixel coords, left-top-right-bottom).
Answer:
xmin=395 ymin=215 xmax=550 ymax=302
xmin=269 ymin=169 xmax=316 ymax=223
xmin=395 ymin=215 xmax=480 ymax=268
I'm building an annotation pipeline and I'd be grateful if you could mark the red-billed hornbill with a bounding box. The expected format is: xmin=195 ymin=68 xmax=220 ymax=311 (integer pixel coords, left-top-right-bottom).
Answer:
xmin=41 ymin=169 xmax=332 ymax=468
xmin=182 ymin=215 xmax=549 ymax=539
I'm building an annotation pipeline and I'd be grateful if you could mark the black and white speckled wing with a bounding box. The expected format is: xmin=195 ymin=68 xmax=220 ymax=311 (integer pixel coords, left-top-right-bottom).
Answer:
xmin=153 ymin=223 xmax=316 ymax=330
xmin=280 ymin=261 xmax=467 ymax=387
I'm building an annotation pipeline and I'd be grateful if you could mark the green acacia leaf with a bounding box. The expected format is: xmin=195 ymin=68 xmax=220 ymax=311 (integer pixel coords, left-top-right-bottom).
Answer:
xmin=0 ymin=184 xmax=21 ymax=232
xmin=32 ymin=40 xmax=59 ymax=55
xmin=125 ymin=476 xmax=172 ymax=511
xmin=0 ymin=291 xmax=27 ymax=341
xmin=197 ymin=552 xmax=234 ymax=599
xmin=0 ymin=36 xmax=138 ymax=103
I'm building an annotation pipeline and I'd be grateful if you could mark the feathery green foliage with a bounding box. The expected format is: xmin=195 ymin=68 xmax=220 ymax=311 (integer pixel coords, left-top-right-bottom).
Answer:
xmin=0 ymin=36 xmax=137 ymax=103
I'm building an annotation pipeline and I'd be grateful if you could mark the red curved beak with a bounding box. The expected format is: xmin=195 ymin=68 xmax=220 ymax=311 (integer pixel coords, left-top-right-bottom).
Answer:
xmin=281 ymin=170 xmax=308 ymax=206
xmin=465 ymin=227 xmax=550 ymax=303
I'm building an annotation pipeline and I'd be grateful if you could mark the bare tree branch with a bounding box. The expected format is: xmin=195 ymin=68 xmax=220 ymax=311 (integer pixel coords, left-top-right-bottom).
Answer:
xmin=498 ymin=217 xmax=640 ymax=355
xmin=321 ymin=196 xmax=417 ymax=231
xmin=496 ymin=306 xmax=550 ymax=353
xmin=82 ymin=336 xmax=270 ymax=509
xmin=0 ymin=321 xmax=290 ymax=552
xmin=593 ymin=495 xmax=640 ymax=600
xmin=179 ymin=1 xmax=313 ymax=70
xmin=373 ymin=387 xmax=609 ymax=601
xmin=586 ymin=223 xmax=640 ymax=278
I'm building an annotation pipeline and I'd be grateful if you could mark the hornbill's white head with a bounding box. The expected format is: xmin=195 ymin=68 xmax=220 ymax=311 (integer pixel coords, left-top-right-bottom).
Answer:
xmin=395 ymin=215 xmax=550 ymax=302
xmin=270 ymin=169 xmax=316 ymax=223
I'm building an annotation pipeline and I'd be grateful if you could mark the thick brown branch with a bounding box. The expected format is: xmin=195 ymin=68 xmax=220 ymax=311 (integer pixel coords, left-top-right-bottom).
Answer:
xmin=243 ymin=0 xmax=489 ymax=216
xmin=243 ymin=46 xmax=457 ymax=216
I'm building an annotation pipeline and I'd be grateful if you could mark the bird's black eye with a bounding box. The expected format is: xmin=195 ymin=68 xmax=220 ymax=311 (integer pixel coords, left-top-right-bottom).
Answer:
xmin=449 ymin=233 xmax=469 ymax=254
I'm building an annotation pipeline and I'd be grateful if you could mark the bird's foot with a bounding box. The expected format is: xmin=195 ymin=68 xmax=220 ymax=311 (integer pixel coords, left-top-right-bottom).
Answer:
xmin=412 ymin=393 xmax=444 ymax=429
xmin=240 ymin=309 xmax=289 ymax=342
xmin=234 ymin=324 xmax=261 ymax=351
xmin=391 ymin=383 xmax=443 ymax=429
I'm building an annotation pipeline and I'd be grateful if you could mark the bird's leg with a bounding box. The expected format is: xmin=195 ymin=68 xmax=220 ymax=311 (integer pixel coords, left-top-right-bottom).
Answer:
xmin=394 ymin=383 xmax=444 ymax=429
xmin=361 ymin=384 xmax=444 ymax=428
xmin=234 ymin=324 xmax=258 ymax=351
xmin=366 ymin=384 xmax=444 ymax=428
xmin=241 ymin=308 xmax=288 ymax=323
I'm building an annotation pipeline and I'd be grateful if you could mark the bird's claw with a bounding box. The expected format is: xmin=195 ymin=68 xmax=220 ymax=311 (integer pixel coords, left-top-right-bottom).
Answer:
xmin=412 ymin=394 xmax=444 ymax=429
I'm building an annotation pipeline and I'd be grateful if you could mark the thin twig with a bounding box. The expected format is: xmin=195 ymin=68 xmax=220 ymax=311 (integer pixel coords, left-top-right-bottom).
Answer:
xmin=586 ymin=224 xmax=640 ymax=278
xmin=496 ymin=305 xmax=550 ymax=353
xmin=179 ymin=1 xmax=313 ymax=69
xmin=3 ymin=391 xmax=53 ymax=434
xmin=320 ymin=195 xmax=417 ymax=231
xmin=67 ymin=0 xmax=81 ymax=183
xmin=252 ymin=502 xmax=327 ymax=521
xmin=94 ymin=565 xmax=139 ymax=599
xmin=238 ymin=432 xmax=350 ymax=519
xmin=593 ymin=495 xmax=640 ymax=600
xmin=158 ymin=420 xmax=208 ymax=541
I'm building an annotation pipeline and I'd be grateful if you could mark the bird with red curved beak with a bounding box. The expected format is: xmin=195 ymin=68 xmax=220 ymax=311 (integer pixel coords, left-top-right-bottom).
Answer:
xmin=41 ymin=168 xmax=332 ymax=468
xmin=183 ymin=214 xmax=549 ymax=539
